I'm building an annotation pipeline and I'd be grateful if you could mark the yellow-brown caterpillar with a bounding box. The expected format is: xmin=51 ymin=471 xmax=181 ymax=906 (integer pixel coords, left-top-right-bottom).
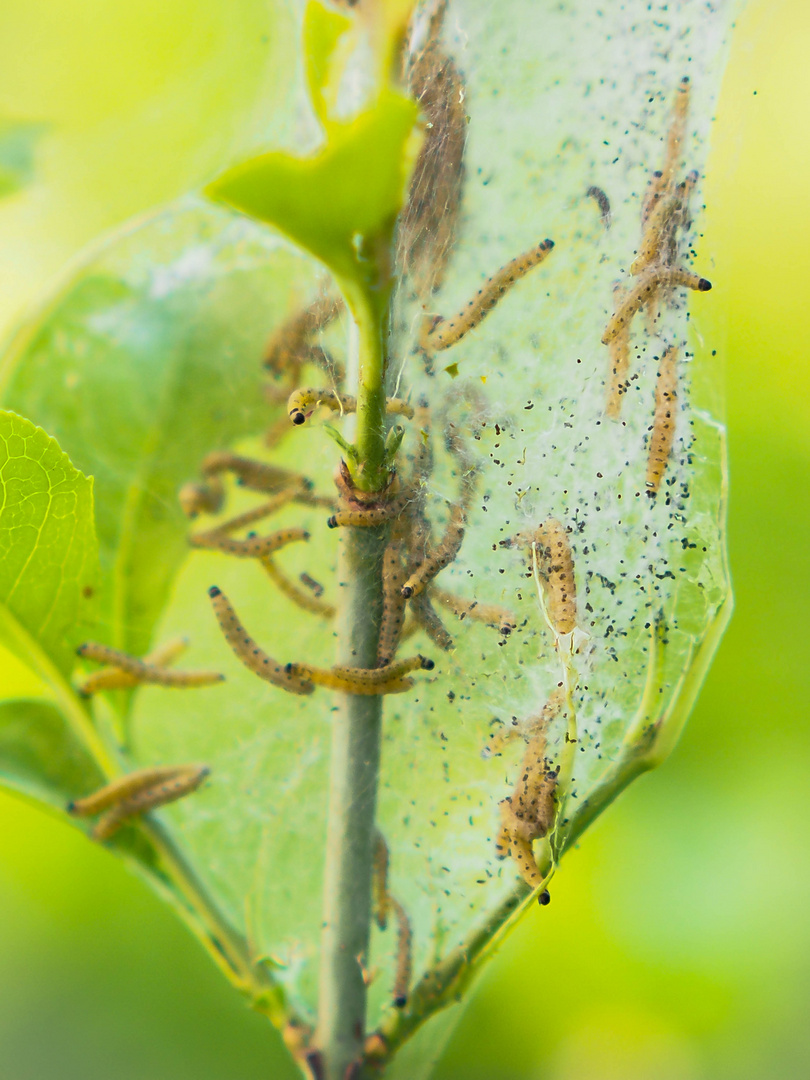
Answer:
xmin=631 ymin=167 xmax=698 ymax=277
xmin=93 ymin=765 xmax=210 ymax=841
xmin=207 ymin=586 xmax=314 ymax=695
xmin=604 ymin=291 xmax=632 ymax=419
xmin=431 ymin=587 xmax=516 ymax=635
xmin=661 ymin=75 xmax=690 ymax=190
xmin=586 ymin=185 xmax=611 ymax=229
xmin=482 ymin=686 xmax=565 ymax=760
xmin=287 ymin=387 xmax=414 ymax=426
xmin=409 ymin=591 xmax=454 ymax=652
xmin=263 ymin=293 xmax=344 ymax=379
xmin=372 ymin=831 xmax=391 ymax=931
xmin=327 ymin=499 xmax=406 ymax=530
xmin=397 ymin=0 xmax=467 ymax=297
xmin=260 ymin=555 xmax=336 ymax=618
xmin=533 ymin=519 xmax=578 ymax=636
xmin=645 ymin=345 xmax=679 ymax=496
xmin=69 ymin=764 xmax=210 ymax=841
xmin=299 ymin=572 xmax=324 ymax=597
xmin=200 ymin=451 xmax=307 ymax=495
xmin=420 ymin=239 xmax=555 ymax=353
xmin=190 ymin=526 xmax=310 ymax=559
xmin=285 ymin=655 xmax=434 ymax=696
xmin=495 ymin=722 xmax=558 ymax=890
xmin=76 ymin=637 xmax=190 ymax=694
xmin=601 ymin=265 xmax=711 ymax=345
xmin=401 ymin=501 xmax=467 ymax=599
xmin=390 ymin=896 xmax=413 ymax=1008
xmin=377 ymin=526 xmax=409 ymax=666
xmin=76 ymin=643 xmax=224 ymax=694
xmin=178 ymin=478 xmax=224 ymax=519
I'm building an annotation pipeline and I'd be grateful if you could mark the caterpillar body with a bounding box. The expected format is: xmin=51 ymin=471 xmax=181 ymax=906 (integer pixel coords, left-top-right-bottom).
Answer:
xmin=207 ymin=586 xmax=314 ymax=695
xmin=645 ymin=345 xmax=680 ymax=496
xmin=419 ymin=239 xmax=554 ymax=353
xmin=76 ymin=643 xmax=223 ymax=693
xmin=287 ymin=387 xmax=414 ymax=426
xmin=586 ymin=185 xmax=611 ymax=229
xmin=409 ymin=592 xmax=454 ymax=652
xmin=601 ymin=266 xmax=711 ymax=345
xmin=431 ymin=586 xmax=516 ymax=635
xmin=77 ymin=637 xmax=190 ymax=695
xmin=92 ymin=765 xmax=210 ymax=841
xmin=190 ymin=526 xmax=310 ymax=559
xmin=401 ymin=501 xmax=466 ymax=599
xmin=285 ymin=655 xmax=433 ymax=696
xmin=261 ymin=556 xmax=336 ymax=618
xmin=200 ymin=451 xmax=307 ymax=495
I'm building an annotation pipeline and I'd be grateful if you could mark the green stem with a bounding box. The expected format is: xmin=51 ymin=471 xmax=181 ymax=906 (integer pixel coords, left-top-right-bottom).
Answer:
xmin=315 ymin=285 xmax=392 ymax=1079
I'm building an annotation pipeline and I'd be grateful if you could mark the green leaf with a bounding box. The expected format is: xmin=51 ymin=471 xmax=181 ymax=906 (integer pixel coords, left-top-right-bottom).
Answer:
xmin=303 ymin=1 xmax=352 ymax=129
xmin=0 ymin=201 xmax=326 ymax=660
xmin=0 ymin=1 xmax=740 ymax=1073
xmin=0 ymin=410 xmax=97 ymax=675
xmin=0 ymin=698 xmax=105 ymax=811
xmin=206 ymin=92 xmax=419 ymax=292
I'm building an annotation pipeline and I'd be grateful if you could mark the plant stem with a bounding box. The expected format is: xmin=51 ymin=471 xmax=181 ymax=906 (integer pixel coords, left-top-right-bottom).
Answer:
xmin=315 ymin=285 xmax=392 ymax=1079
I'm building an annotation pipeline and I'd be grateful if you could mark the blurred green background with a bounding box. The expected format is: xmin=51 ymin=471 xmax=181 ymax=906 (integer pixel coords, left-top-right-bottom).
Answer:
xmin=0 ymin=0 xmax=807 ymax=1077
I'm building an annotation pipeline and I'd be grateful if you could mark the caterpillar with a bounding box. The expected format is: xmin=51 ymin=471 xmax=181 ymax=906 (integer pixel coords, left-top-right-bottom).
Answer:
xmin=397 ymin=0 xmax=466 ymax=297
xmin=431 ymin=587 xmax=516 ymax=635
xmin=77 ymin=636 xmax=190 ymax=695
xmin=661 ymin=76 xmax=691 ymax=190
xmin=497 ymin=728 xmax=558 ymax=890
xmin=299 ymin=572 xmax=324 ymax=597
xmin=178 ymin=478 xmax=224 ymax=519
xmin=207 ymin=586 xmax=315 ymax=695
xmin=481 ymin=717 xmax=523 ymax=760
xmin=92 ymin=764 xmax=211 ymax=841
xmin=200 ymin=451 xmax=307 ymax=495
xmin=189 ymin=526 xmax=310 ymax=559
xmin=285 ymin=655 xmax=434 ymax=696
xmin=645 ymin=345 xmax=679 ymax=496
xmin=409 ymin=591 xmax=454 ymax=652
xmin=260 ymin=555 xmax=336 ymax=618
xmin=601 ymin=265 xmax=711 ymax=345
xmin=76 ymin=643 xmax=224 ymax=693
xmin=631 ymin=171 xmax=698 ymax=275
xmin=482 ymin=685 xmax=565 ymax=759
xmin=532 ymin=519 xmax=578 ymax=636
xmin=189 ymin=486 xmax=306 ymax=544
xmin=604 ymin=300 xmax=631 ymax=420
xmin=372 ymin=831 xmax=390 ymax=931
xmin=390 ymin=896 xmax=413 ymax=1008
xmin=401 ymin=501 xmax=466 ymax=599
xmin=287 ymin=387 xmax=414 ymax=426
xmin=327 ymin=499 xmax=406 ymax=530
xmin=377 ymin=528 xmax=409 ymax=666
xmin=586 ymin=185 xmax=611 ymax=229
xmin=419 ymin=239 xmax=555 ymax=353
xmin=630 ymin=191 xmax=682 ymax=275
xmin=641 ymin=169 xmax=667 ymax=228
xmin=263 ymin=293 xmax=344 ymax=378
xmin=68 ymin=765 xmax=193 ymax=817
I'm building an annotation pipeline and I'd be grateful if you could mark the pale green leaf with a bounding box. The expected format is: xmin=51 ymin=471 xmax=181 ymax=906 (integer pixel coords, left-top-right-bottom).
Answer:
xmin=0 ymin=0 xmax=739 ymax=1071
xmin=0 ymin=200 xmax=326 ymax=660
xmin=0 ymin=410 xmax=97 ymax=674
xmin=0 ymin=698 xmax=104 ymax=811
xmin=303 ymin=0 xmax=352 ymax=128
xmin=206 ymin=92 xmax=419 ymax=291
